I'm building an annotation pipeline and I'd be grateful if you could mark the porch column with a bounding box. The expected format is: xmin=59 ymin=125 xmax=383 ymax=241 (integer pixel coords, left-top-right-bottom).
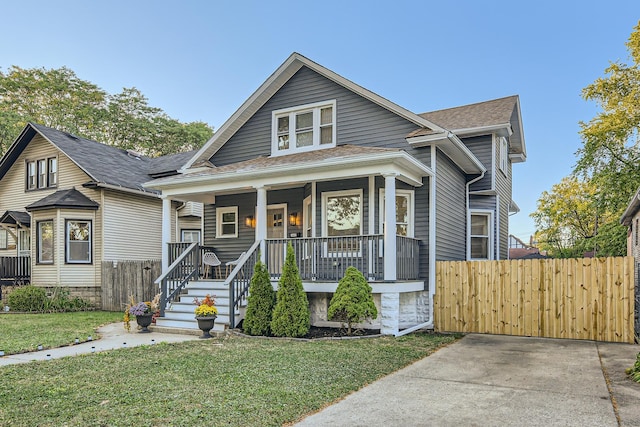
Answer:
xmin=384 ymin=173 xmax=397 ymax=281
xmin=161 ymin=196 xmax=172 ymax=273
xmin=255 ymin=186 xmax=267 ymax=263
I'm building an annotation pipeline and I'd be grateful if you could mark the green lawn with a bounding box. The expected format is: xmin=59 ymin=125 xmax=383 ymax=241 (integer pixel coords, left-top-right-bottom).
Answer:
xmin=0 ymin=313 xmax=458 ymax=426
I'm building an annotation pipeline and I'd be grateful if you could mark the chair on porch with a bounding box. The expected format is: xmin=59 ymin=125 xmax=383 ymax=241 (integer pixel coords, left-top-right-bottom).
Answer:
xmin=225 ymin=251 xmax=246 ymax=277
xmin=203 ymin=252 xmax=222 ymax=279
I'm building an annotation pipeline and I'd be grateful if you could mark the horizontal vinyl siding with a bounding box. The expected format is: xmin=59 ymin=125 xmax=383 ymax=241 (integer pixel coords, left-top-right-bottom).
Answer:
xmin=210 ymin=66 xmax=431 ymax=166
xmin=0 ymin=134 xmax=100 ymax=260
xmin=205 ymin=193 xmax=257 ymax=265
xmin=465 ymin=135 xmax=493 ymax=192
xmin=435 ymin=150 xmax=466 ymax=260
xmin=102 ymin=191 xmax=162 ymax=260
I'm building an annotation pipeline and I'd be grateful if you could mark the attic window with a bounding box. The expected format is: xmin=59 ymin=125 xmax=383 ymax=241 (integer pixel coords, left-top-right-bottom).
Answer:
xmin=26 ymin=157 xmax=57 ymax=190
xmin=272 ymin=100 xmax=336 ymax=155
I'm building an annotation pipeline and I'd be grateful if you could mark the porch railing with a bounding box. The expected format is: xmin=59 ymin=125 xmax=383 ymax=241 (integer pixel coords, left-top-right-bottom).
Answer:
xmin=156 ymin=242 xmax=200 ymax=316
xmin=264 ymin=235 xmax=420 ymax=281
xmin=168 ymin=243 xmax=216 ymax=274
xmin=0 ymin=256 xmax=31 ymax=285
xmin=227 ymin=240 xmax=261 ymax=329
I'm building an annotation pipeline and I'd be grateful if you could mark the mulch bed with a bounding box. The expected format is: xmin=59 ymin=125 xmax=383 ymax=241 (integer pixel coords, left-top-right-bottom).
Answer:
xmin=236 ymin=322 xmax=381 ymax=340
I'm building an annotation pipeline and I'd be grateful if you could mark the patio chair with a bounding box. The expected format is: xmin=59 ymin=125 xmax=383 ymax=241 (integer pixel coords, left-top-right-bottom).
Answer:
xmin=203 ymin=252 xmax=222 ymax=279
xmin=225 ymin=251 xmax=247 ymax=277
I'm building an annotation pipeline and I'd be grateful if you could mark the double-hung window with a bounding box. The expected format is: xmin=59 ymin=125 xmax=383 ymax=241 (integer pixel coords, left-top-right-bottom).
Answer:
xmin=216 ymin=207 xmax=238 ymax=238
xmin=499 ymin=137 xmax=508 ymax=175
xmin=0 ymin=229 xmax=7 ymax=250
xmin=66 ymin=220 xmax=91 ymax=263
xmin=272 ymin=100 xmax=336 ymax=155
xmin=38 ymin=220 xmax=54 ymax=264
xmin=470 ymin=212 xmax=493 ymax=260
xmin=26 ymin=157 xmax=58 ymax=190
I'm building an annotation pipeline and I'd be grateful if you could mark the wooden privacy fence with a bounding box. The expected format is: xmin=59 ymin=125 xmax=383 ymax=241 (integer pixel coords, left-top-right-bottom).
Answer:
xmin=101 ymin=260 xmax=162 ymax=311
xmin=435 ymin=257 xmax=635 ymax=343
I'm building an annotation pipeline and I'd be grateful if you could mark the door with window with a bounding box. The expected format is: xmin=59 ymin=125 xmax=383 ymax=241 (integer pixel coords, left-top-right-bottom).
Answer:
xmin=18 ymin=229 xmax=30 ymax=257
xmin=266 ymin=205 xmax=287 ymax=276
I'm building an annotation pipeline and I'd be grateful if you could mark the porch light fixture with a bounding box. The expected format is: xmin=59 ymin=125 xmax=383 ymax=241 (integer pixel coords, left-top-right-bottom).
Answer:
xmin=289 ymin=212 xmax=300 ymax=227
xmin=245 ymin=215 xmax=256 ymax=228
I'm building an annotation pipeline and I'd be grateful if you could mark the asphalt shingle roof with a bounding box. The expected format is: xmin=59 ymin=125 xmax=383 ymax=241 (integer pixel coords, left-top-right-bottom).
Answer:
xmin=418 ymin=96 xmax=519 ymax=131
xmin=25 ymin=188 xmax=99 ymax=211
xmin=0 ymin=210 xmax=31 ymax=226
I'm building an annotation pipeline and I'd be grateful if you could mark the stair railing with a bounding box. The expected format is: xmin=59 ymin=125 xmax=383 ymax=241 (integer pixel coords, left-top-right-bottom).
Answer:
xmin=155 ymin=242 xmax=200 ymax=316
xmin=226 ymin=240 xmax=261 ymax=329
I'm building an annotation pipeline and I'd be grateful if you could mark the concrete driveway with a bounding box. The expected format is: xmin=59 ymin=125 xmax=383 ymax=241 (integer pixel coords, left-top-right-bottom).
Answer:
xmin=295 ymin=334 xmax=640 ymax=426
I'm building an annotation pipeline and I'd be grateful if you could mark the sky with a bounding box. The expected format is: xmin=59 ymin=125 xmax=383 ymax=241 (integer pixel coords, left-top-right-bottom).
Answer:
xmin=1 ymin=1 xmax=639 ymax=243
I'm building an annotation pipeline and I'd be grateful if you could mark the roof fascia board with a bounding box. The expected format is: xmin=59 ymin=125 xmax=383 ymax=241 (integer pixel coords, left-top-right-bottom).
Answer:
xmin=509 ymin=153 xmax=526 ymax=163
xmin=82 ymin=181 xmax=160 ymax=199
xmin=514 ymin=96 xmax=527 ymax=159
xmin=452 ymin=123 xmax=513 ymax=138
xmin=184 ymin=53 xmax=447 ymax=169
xmin=0 ymin=124 xmax=37 ymax=182
xmin=406 ymin=132 xmax=485 ymax=174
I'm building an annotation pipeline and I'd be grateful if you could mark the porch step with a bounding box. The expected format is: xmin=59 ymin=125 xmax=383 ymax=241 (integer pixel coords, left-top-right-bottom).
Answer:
xmin=156 ymin=279 xmax=240 ymax=332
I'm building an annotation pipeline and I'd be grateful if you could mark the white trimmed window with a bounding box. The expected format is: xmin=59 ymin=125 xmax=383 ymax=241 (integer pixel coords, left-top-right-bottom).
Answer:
xmin=66 ymin=220 xmax=91 ymax=264
xmin=272 ymin=100 xmax=336 ymax=155
xmin=322 ymin=190 xmax=362 ymax=238
xmin=470 ymin=212 xmax=493 ymax=260
xmin=26 ymin=157 xmax=58 ymax=190
xmin=37 ymin=220 xmax=54 ymax=264
xmin=216 ymin=207 xmax=238 ymax=238
xmin=379 ymin=189 xmax=414 ymax=237
xmin=26 ymin=161 xmax=36 ymax=190
xmin=181 ymin=229 xmax=201 ymax=243
xmin=0 ymin=229 xmax=7 ymax=249
xmin=499 ymin=137 xmax=508 ymax=174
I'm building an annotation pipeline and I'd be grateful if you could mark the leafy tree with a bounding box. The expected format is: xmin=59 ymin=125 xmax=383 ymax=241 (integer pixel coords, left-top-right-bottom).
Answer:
xmin=533 ymin=20 xmax=640 ymax=257
xmin=0 ymin=66 xmax=213 ymax=156
xmin=243 ymin=259 xmax=275 ymax=336
xmin=328 ymin=266 xmax=378 ymax=335
xmin=271 ymin=243 xmax=310 ymax=338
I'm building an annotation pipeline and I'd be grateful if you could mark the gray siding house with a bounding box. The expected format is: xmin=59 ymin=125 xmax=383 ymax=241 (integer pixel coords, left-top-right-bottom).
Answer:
xmin=147 ymin=53 xmax=526 ymax=335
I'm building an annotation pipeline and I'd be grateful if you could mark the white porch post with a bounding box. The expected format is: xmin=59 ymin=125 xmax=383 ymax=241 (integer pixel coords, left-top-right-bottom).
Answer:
xmin=384 ymin=173 xmax=397 ymax=281
xmin=255 ymin=186 xmax=267 ymax=263
xmin=161 ymin=196 xmax=172 ymax=274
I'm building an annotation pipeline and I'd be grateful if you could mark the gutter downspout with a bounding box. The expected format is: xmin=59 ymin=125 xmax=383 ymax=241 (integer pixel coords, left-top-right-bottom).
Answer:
xmin=395 ymin=145 xmax=438 ymax=336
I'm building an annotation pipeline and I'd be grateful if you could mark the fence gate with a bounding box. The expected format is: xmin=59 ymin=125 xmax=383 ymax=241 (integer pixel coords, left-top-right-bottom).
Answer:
xmin=434 ymin=257 xmax=635 ymax=343
xmin=101 ymin=260 xmax=162 ymax=311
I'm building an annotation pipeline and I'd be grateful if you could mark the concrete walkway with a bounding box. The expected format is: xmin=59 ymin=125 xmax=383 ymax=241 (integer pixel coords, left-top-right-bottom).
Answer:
xmin=0 ymin=323 xmax=200 ymax=366
xmin=296 ymin=334 xmax=640 ymax=427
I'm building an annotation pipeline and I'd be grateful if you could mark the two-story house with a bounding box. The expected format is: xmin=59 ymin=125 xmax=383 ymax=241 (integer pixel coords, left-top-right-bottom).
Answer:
xmin=0 ymin=123 xmax=203 ymax=306
xmin=146 ymin=53 xmax=526 ymax=335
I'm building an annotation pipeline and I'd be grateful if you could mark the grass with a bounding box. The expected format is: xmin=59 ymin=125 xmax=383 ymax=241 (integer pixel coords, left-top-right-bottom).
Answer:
xmin=0 ymin=311 xmax=123 ymax=354
xmin=0 ymin=313 xmax=458 ymax=426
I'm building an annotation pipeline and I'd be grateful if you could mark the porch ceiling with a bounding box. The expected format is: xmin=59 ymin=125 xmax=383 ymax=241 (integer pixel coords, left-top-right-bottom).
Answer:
xmin=145 ymin=145 xmax=433 ymax=199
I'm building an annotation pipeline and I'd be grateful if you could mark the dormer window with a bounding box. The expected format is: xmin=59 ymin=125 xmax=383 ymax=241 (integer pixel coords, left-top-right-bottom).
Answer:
xmin=272 ymin=100 xmax=336 ymax=155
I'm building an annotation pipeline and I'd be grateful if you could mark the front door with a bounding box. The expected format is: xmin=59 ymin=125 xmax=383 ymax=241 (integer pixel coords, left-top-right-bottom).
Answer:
xmin=267 ymin=204 xmax=287 ymax=276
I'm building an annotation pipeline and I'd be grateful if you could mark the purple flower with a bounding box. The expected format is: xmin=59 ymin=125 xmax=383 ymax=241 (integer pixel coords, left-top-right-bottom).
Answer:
xmin=129 ymin=302 xmax=150 ymax=316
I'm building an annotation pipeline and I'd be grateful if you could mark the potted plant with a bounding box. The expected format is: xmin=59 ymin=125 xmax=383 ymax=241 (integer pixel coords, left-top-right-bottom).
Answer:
xmin=123 ymin=293 xmax=161 ymax=333
xmin=194 ymin=294 xmax=218 ymax=339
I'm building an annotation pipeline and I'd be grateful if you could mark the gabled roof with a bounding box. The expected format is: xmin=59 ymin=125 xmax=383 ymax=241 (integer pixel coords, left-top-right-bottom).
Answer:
xmin=0 ymin=210 xmax=31 ymax=226
xmin=418 ymin=95 xmax=526 ymax=161
xmin=25 ymin=188 xmax=99 ymax=211
xmin=184 ymin=52 xmax=449 ymax=170
xmin=0 ymin=123 xmax=191 ymax=197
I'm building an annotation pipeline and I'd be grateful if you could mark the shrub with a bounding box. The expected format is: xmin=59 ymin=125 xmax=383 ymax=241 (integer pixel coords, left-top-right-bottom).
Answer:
xmin=7 ymin=285 xmax=48 ymax=312
xmin=243 ymin=259 xmax=275 ymax=336
xmin=271 ymin=243 xmax=310 ymax=338
xmin=626 ymin=352 xmax=640 ymax=383
xmin=328 ymin=266 xmax=378 ymax=335
xmin=44 ymin=288 xmax=92 ymax=312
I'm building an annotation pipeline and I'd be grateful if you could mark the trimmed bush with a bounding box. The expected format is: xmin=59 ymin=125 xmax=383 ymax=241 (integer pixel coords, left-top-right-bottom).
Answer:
xmin=7 ymin=285 xmax=48 ymax=312
xmin=328 ymin=266 xmax=378 ymax=335
xmin=271 ymin=243 xmax=310 ymax=338
xmin=243 ymin=260 xmax=275 ymax=336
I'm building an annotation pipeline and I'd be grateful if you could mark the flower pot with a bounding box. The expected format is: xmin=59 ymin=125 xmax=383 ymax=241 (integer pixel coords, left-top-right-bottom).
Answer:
xmin=135 ymin=314 xmax=154 ymax=333
xmin=195 ymin=315 xmax=217 ymax=339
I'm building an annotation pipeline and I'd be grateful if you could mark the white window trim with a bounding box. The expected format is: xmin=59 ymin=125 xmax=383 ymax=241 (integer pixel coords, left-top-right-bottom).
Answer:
xmin=468 ymin=210 xmax=494 ymax=260
xmin=216 ymin=206 xmax=238 ymax=239
xmin=271 ymin=100 xmax=336 ymax=156
xmin=181 ymin=229 xmax=201 ymax=243
xmin=65 ymin=220 xmax=92 ymax=264
xmin=37 ymin=220 xmax=54 ymax=264
xmin=0 ymin=229 xmax=7 ymax=250
xmin=379 ymin=188 xmax=415 ymax=238
xmin=321 ymin=189 xmax=363 ymax=257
